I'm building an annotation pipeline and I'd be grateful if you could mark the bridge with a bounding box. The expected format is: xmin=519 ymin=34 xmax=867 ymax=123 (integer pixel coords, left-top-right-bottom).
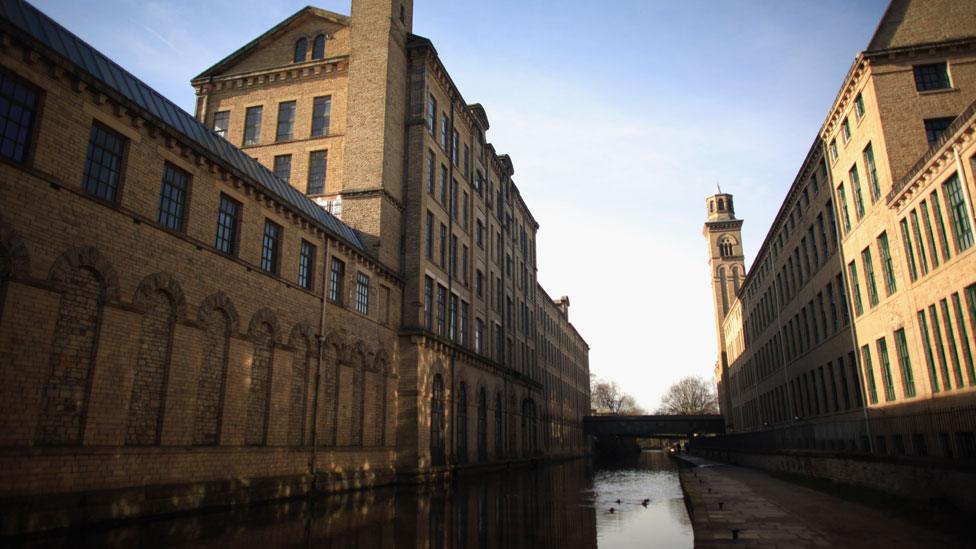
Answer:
xmin=582 ymin=415 xmax=725 ymax=438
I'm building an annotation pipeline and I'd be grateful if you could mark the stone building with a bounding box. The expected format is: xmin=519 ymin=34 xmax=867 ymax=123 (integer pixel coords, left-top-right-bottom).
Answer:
xmin=705 ymin=0 xmax=976 ymax=457
xmin=0 ymin=0 xmax=589 ymax=534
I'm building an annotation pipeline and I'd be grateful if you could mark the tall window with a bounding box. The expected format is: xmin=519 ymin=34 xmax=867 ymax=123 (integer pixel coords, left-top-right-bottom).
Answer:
xmin=930 ymin=191 xmax=953 ymax=261
xmin=425 ymin=211 xmax=434 ymax=259
xmin=894 ymin=329 xmax=916 ymax=398
xmin=244 ymin=106 xmax=262 ymax=146
xmin=261 ymin=220 xmax=282 ymax=274
xmin=440 ymin=165 xmax=448 ymax=204
xmin=449 ymin=294 xmax=458 ymax=340
xmin=841 ymin=117 xmax=851 ymax=142
xmin=917 ymin=309 xmax=941 ymax=394
xmin=924 ymin=117 xmax=955 ymax=146
xmin=294 ymin=37 xmax=307 ymax=63
xmin=298 ymin=240 xmax=316 ymax=290
xmin=862 ymin=344 xmax=879 ymax=404
xmin=427 ymin=150 xmax=435 ymax=193
xmin=423 ymin=276 xmax=433 ymax=329
xmin=273 ymin=154 xmax=292 ymax=183
xmin=943 ymin=174 xmax=974 ymax=252
xmin=952 ymin=292 xmax=976 ymax=385
xmin=877 ymin=337 xmax=896 ymax=402
xmin=82 ymin=122 xmax=126 ymax=202
xmin=355 ymin=272 xmax=369 ymax=315
xmin=451 ymin=128 xmax=459 ymax=165
xmin=436 ymin=284 xmax=447 ymax=336
xmin=863 ymin=143 xmax=880 ymax=202
xmin=862 ymin=247 xmax=879 ymax=307
xmin=427 ymin=94 xmax=437 ymax=137
xmin=460 ymin=300 xmax=470 ymax=346
xmin=850 ymin=165 xmax=865 ymax=219
xmin=910 ymin=210 xmax=930 ymax=275
xmin=900 ymin=219 xmax=919 ymax=281
xmin=829 ymin=138 xmax=838 ymax=161
xmin=877 ymin=232 xmax=897 ymax=296
xmin=920 ymin=201 xmax=940 ymax=268
xmin=0 ymin=70 xmax=39 ymax=163
xmin=212 ymin=110 xmax=229 ymax=140
xmin=276 ymin=101 xmax=296 ymax=142
xmin=475 ymin=318 xmax=484 ymax=353
xmin=837 ymin=183 xmax=852 ymax=232
xmin=440 ymin=114 xmax=449 ymax=150
xmin=311 ymin=96 xmax=331 ymax=137
xmin=307 ymin=150 xmax=327 ymax=195
xmin=157 ymin=162 xmax=189 ymax=232
xmin=439 ymin=224 xmax=447 ymax=268
xmin=328 ymin=258 xmax=345 ymax=303
xmin=913 ymin=62 xmax=950 ymax=91
xmin=215 ymin=194 xmax=241 ymax=255
xmin=854 ymin=92 xmax=865 ymax=119
xmin=312 ymin=34 xmax=326 ymax=60
xmin=847 ymin=260 xmax=863 ymax=316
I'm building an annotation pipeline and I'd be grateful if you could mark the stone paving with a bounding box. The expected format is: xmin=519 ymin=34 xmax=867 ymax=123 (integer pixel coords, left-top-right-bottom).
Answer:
xmin=676 ymin=455 xmax=971 ymax=549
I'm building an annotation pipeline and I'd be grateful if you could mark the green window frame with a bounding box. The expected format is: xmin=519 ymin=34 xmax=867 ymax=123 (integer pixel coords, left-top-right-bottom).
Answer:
xmin=943 ymin=174 xmax=974 ymax=252
xmin=850 ymin=165 xmax=865 ymax=219
xmin=862 ymin=247 xmax=879 ymax=307
xmin=838 ymin=183 xmax=852 ymax=232
xmin=929 ymin=304 xmax=952 ymax=391
xmin=877 ymin=337 xmax=896 ymax=402
xmin=919 ymin=200 xmax=941 ymax=268
xmin=940 ymin=299 xmax=964 ymax=388
xmin=951 ymin=293 xmax=976 ymax=386
xmin=877 ymin=232 xmax=897 ymax=295
xmin=864 ymin=143 xmax=880 ymax=202
xmin=848 ymin=261 xmax=864 ymax=316
xmin=862 ymin=345 xmax=879 ymax=404
xmin=900 ymin=218 xmax=919 ymax=281
xmin=930 ymin=191 xmax=952 ymax=261
xmin=910 ymin=210 xmax=930 ymax=276
xmin=917 ymin=309 xmax=940 ymax=393
xmin=893 ymin=329 xmax=916 ymax=398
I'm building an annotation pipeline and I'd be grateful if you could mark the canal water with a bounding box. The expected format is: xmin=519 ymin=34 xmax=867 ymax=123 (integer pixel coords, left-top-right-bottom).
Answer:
xmin=25 ymin=450 xmax=692 ymax=548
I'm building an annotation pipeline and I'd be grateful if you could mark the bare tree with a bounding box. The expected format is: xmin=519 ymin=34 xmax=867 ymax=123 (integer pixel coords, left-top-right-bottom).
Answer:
xmin=657 ymin=376 xmax=719 ymax=415
xmin=591 ymin=378 xmax=644 ymax=415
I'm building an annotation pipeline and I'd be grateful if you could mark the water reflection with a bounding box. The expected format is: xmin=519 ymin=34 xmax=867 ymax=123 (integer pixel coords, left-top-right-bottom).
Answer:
xmin=24 ymin=451 xmax=691 ymax=548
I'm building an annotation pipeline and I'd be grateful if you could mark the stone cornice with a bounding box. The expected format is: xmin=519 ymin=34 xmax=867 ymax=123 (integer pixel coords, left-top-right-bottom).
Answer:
xmin=192 ymin=57 xmax=348 ymax=94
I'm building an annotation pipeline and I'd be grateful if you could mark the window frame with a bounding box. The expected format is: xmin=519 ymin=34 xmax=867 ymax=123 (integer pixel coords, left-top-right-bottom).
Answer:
xmin=298 ymin=239 xmax=316 ymax=290
xmin=82 ymin=120 xmax=128 ymax=203
xmin=0 ymin=69 xmax=42 ymax=166
xmin=157 ymin=161 xmax=191 ymax=233
xmin=214 ymin=193 xmax=242 ymax=256
xmin=355 ymin=272 xmax=370 ymax=315
xmin=260 ymin=219 xmax=283 ymax=275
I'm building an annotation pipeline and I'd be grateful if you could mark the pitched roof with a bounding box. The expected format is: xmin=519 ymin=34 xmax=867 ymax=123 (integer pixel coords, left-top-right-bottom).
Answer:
xmin=193 ymin=5 xmax=349 ymax=80
xmin=0 ymin=0 xmax=365 ymax=252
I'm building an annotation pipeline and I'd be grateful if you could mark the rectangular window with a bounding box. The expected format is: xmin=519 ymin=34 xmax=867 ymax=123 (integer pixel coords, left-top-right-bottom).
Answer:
xmin=425 ymin=211 xmax=434 ymax=259
xmin=943 ymin=174 xmax=974 ymax=252
xmin=462 ymin=244 xmax=469 ymax=284
xmin=877 ymin=337 xmax=896 ymax=402
xmin=826 ymin=199 xmax=838 ymax=245
xmin=475 ymin=269 xmax=483 ymax=298
xmin=82 ymin=122 xmax=126 ymax=202
xmin=329 ymin=258 xmax=345 ymax=304
xmin=854 ymin=92 xmax=865 ymax=119
xmin=261 ymin=220 xmax=282 ymax=274
xmin=273 ymin=154 xmax=292 ymax=183
xmin=450 ymin=234 xmax=458 ymax=277
xmin=952 ymin=293 xmax=976 ymax=385
xmin=298 ymin=240 xmax=315 ymax=290
xmin=850 ymin=165 xmax=865 ymax=219
xmin=930 ymin=191 xmax=953 ymax=261
xmin=439 ymin=223 xmax=447 ymax=268
xmin=817 ymin=213 xmax=829 ymax=257
xmin=877 ymin=232 xmax=897 ymax=296
xmin=355 ymin=272 xmax=369 ymax=315
xmin=157 ymin=162 xmax=189 ymax=232
xmin=837 ymin=183 xmax=852 ymax=232
xmin=427 ymin=94 xmax=437 ymax=137
xmin=311 ymin=96 xmax=332 ymax=137
xmin=848 ymin=260 xmax=864 ymax=316
xmin=863 ymin=143 xmax=880 ymax=202
xmin=441 ymin=114 xmax=449 ymax=150
xmin=841 ymin=117 xmax=851 ymax=142
xmin=862 ymin=344 xmax=878 ymax=404
xmin=460 ymin=300 xmax=469 ymax=346
xmin=930 ymin=304 xmax=953 ymax=391
xmin=924 ymin=117 xmax=955 ymax=146
xmin=862 ymin=247 xmax=879 ymax=307
xmin=900 ymin=218 xmax=919 ymax=281
xmin=913 ymin=62 xmax=950 ymax=92
xmin=829 ymin=138 xmax=838 ymax=162
xmin=476 ymin=219 xmax=484 ymax=248
xmin=276 ymin=100 xmax=296 ymax=142
xmin=918 ymin=309 xmax=941 ymax=393
xmin=463 ymin=143 xmax=470 ymax=179
xmin=244 ymin=106 xmax=262 ymax=146
xmin=440 ymin=164 xmax=448 ymax=204
xmin=436 ymin=284 xmax=447 ymax=336
xmin=307 ymin=150 xmax=327 ymax=195
xmin=894 ymin=328 xmax=916 ymax=398
xmin=475 ymin=318 xmax=484 ymax=353
xmin=212 ymin=110 xmax=229 ymax=140
xmin=920 ymin=200 xmax=941 ymax=269
xmin=427 ymin=150 xmax=435 ymax=193
xmin=451 ymin=128 xmax=459 ymax=165
xmin=910 ymin=210 xmax=930 ymax=275
xmin=215 ymin=194 xmax=241 ymax=255
xmin=940 ymin=299 xmax=964 ymax=388
xmin=423 ymin=276 xmax=433 ymax=329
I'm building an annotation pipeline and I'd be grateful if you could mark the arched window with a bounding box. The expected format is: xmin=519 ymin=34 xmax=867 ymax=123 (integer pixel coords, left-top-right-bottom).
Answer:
xmin=719 ymin=237 xmax=735 ymax=258
xmin=245 ymin=321 xmax=275 ymax=445
xmin=293 ymin=37 xmax=307 ymax=63
xmin=312 ymin=34 xmax=325 ymax=60
xmin=431 ymin=374 xmax=445 ymax=466
xmin=288 ymin=333 xmax=312 ymax=446
xmin=126 ymin=289 xmax=176 ymax=446
xmin=732 ymin=266 xmax=741 ymax=295
xmin=718 ymin=198 xmax=725 ymax=211
xmin=193 ymin=306 xmax=232 ymax=445
xmin=477 ymin=388 xmax=487 ymax=461
xmin=457 ymin=382 xmax=468 ymax=464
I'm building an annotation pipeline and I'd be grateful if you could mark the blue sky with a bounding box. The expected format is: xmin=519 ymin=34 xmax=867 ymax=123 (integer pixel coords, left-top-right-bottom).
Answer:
xmin=32 ymin=0 xmax=890 ymax=410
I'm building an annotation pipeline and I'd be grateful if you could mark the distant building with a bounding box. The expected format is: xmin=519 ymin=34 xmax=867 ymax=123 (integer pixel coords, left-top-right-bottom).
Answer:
xmin=705 ymin=0 xmax=976 ymax=457
xmin=0 ymin=0 xmax=589 ymax=533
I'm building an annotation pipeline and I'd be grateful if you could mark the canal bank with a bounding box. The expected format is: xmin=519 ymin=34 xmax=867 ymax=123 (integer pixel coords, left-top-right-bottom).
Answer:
xmin=675 ymin=454 xmax=971 ymax=548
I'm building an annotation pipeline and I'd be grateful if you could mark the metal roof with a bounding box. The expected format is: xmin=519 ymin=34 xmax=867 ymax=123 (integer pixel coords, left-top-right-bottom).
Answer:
xmin=0 ymin=0 xmax=365 ymax=252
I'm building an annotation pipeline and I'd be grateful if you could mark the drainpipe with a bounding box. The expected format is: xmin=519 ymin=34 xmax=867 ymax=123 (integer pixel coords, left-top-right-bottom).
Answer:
xmin=820 ymin=140 xmax=873 ymax=454
xmin=309 ymin=238 xmax=331 ymax=480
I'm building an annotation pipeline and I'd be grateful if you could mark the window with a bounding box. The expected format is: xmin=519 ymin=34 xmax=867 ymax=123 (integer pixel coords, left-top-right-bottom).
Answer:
xmin=930 ymin=191 xmax=953 ymax=261
xmin=294 ymin=38 xmax=308 ymax=63
xmin=276 ymin=101 xmax=296 ymax=142
xmin=436 ymin=284 xmax=447 ymax=336
xmin=929 ymin=304 xmax=953 ymax=391
xmin=450 ymin=234 xmax=458 ymax=277
xmin=829 ymin=138 xmax=838 ymax=161
xmin=440 ymin=164 xmax=448 ymax=204
xmin=475 ymin=269 xmax=483 ymax=298
xmin=427 ymin=150 xmax=435 ymax=193
xmin=877 ymin=337 xmax=896 ymax=402
xmin=900 ymin=219 xmax=919 ymax=281
xmin=463 ymin=143 xmax=470 ymax=179
xmin=451 ymin=128 xmax=459 ymax=165
xmin=0 ymin=70 xmax=38 ymax=164
xmin=427 ymin=94 xmax=437 ymax=137
xmin=440 ymin=114 xmax=449 ymax=150
xmin=355 ymin=272 xmax=369 ymax=315
xmin=952 ymin=293 xmax=976 ymax=385
xmin=439 ymin=223 xmax=447 ymax=268
xmin=863 ymin=143 xmax=880 ymax=202
xmin=82 ymin=122 xmax=126 ymax=202
xmin=157 ymin=162 xmax=189 ymax=232
xmin=854 ymin=92 xmax=865 ymax=119
xmin=476 ymin=219 xmax=484 ymax=248
xmin=913 ymin=62 xmax=950 ymax=91
xmin=475 ymin=318 xmax=484 ymax=353
xmin=425 ymin=211 xmax=434 ymax=259
xmin=450 ymin=179 xmax=458 ymax=220
xmin=940 ymin=299 xmax=964 ymax=388
xmin=850 ymin=165 xmax=865 ymax=219
xmin=917 ymin=309 xmax=941 ymax=393
xmin=943 ymin=174 xmax=974 ymax=252
xmin=837 ymin=183 xmax=852 ymax=232
xmin=423 ymin=276 xmax=433 ymax=329
xmin=862 ymin=247 xmax=879 ymax=307
xmin=311 ymin=96 xmax=331 ymax=137
xmin=312 ymin=34 xmax=326 ymax=60
xmin=261 ymin=220 xmax=282 ymax=274
xmin=328 ymin=258 xmax=345 ymax=303
xmin=841 ymin=117 xmax=851 ymax=142
xmin=461 ymin=300 xmax=469 ymax=346
xmin=244 ymin=106 xmax=262 ymax=146
xmin=877 ymin=232 xmax=897 ymax=296
xmin=307 ymin=150 xmax=327 ymax=195
xmin=273 ymin=154 xmax=292 ymax=183
xmin=212 ymin=110 xmax=229 ymax=140
xmin=920 ymin=201 xmax=940 ymax=268
xmin=848 ymin=260 xmax=863 ymax=316
xmin=924 ymin=117 xmax=955 ymax=146
xmin=296 ymin=240 xmax=316 ymax=290
xmin=215 ymin=194 xmax=241 ymax=255
xmin=894 ymin=329 xmax=916 ymax=398
xmin=910 ymin=210 xmax=930 ymax=275
xmin=862 ymin=344 xmax=879 ymax=404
